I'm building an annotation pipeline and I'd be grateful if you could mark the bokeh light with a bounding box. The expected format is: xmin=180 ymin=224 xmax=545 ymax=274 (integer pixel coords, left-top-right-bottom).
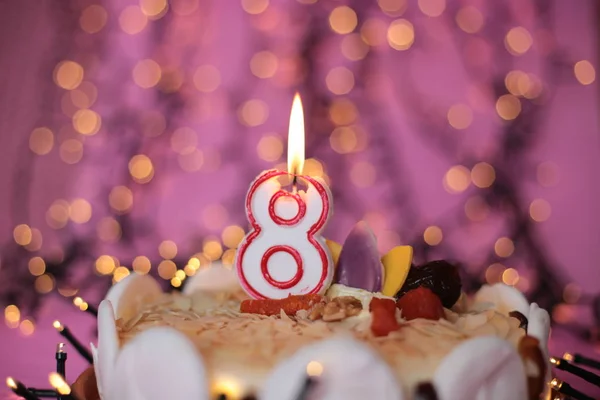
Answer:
xmin=242 ymin=0 xmax=269 ymax=15
xmin=494 ymin=237 xmax=515 ymax=258
xmin=238 ymin=99 xmax=269 ymax=127
xmin=54 ymin=61 xmax=84 ymax=90
xmin=159 ymin=240 xmax=178 ymax=259
xmin=28 ymin=257 xmax=46 ymax=277
xmin=70 ymin=198 xmax=92 ymax=224
xmin=133 ymin=59 xmax=162 ymax=89
xmin=447 ymin=104 xmax=473 ymax=130
xmin=471 ymin=162 xmax=495 ymax=188
xmin=455 ymin=6 xmax=484 ymax=33
xmin=257 ymin=135 xmax=283 ymax=162
xmin=97 ymin=217 xmax=122 ymax=242
xmin=495 ymin=94 xmax=521 ymax=120
xmin=13 ymin=224 xmax=32 ymax=246
xmin=329 ymin=99 xmax=358 ymax=125
xmin=171 ymin=127 xmax=198 ymax=155
xmin=329 ymin=6 xmax=358 ymax=35
xmin=504 ymin=27 xmax=533 ymax=56
xmin=443 ymin=165 xmax=471 ymax=193
xmin=29 ymin=127 xmax=54 ymax=155
xmin=193 ymin=65 xmax=221 ymax=93
xmin=502 ymin=268 xmax=520 ymax=286
xmin=387 ymin=19 xmax=415 ymax=51
xmin=80 ymin=5 xmax=108 ymax=34
xmin=119 ymin=6 xmax=148 ymax=35
xmin=418 ymin=0 xmax=446 ymax=17
xmin=341 ymin=34 xmax=369 ymax=61
xmin=361 ymin=18 xmax=387 ymax=47
xmin=529 ymin=199 xmax=551 ymax=222
xmin=250 ymin=51 xmax=278 ymax=79
xmin=109 ymin=186 xmax=134 ymax=214
xmin=325 ymin=67 xmax=355 ymax=95
xmin=133 ymin=256 xmax=152 ymax=275
xmin=73 ymin=109 xmax=101 ymax=135
xmin=59 ymin=139 xmax=84 ymax=165
xmin=128 ymin=154 xmax=154 ymax=183
xmin=377 ymin=0 xmax=407 ymax=16
xmin=222 ymin=225 xmax=245 ymax=248
xmin=423 ymin=226 xmax=443 ymax=246
xmin=140 ymin=0 xmax=168 ymax=18
xmin=574 ymin=60 xmax=596 ymax=85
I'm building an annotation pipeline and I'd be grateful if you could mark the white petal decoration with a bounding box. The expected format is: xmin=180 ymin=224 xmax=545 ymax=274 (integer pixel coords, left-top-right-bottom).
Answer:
xmin=105 ymin=273 xmax=162 ymax=321
xmin=260 ymin=336 xmax=403 ymax=400
xmin=472 ymin=283 xmax=530 ymax=317
xmin=183 ymin=262 xmax=240 ymax=295
xmin=96 ymin=300 xmax=119 ymax=400
xmin=433 ymin=336 xmax=527 ymax=400
xmin=527 ymin=302 xmax=551 ymax=399
xmin=107 ymin=327 xmax=209 ymax=400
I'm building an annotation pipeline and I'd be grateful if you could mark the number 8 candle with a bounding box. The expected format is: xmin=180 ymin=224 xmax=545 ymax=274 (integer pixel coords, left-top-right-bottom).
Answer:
xmin=235 ymin=93 xmax=334 ymax=299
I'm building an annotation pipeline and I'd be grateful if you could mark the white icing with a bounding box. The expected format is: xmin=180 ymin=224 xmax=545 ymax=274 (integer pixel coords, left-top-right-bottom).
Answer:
xmin=107 ymin=327 xmax=209 ymax=400
xmin=326 ymin=284 xmax=394 ymax=310
xmin=527 ymin=302 xmax=551 ymax=399
xmin=96 ymin=300 xmax=119 ymax=400
xmin=259 ymin=336 xmax=403 ymax=400
xmin=183 ymin=262 xmax=240 ymax=295
xmin=433 ymin=336 xmax=527 ymax=400
xmin=472 ymin=283 xmax=530 ymax=317
xmin=105 ymin=273 xmax=162 ymax=321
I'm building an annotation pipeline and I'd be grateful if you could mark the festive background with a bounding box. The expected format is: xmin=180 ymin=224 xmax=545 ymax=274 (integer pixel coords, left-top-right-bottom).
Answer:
xmin=0 ymin=0 xmax=598 ymax=397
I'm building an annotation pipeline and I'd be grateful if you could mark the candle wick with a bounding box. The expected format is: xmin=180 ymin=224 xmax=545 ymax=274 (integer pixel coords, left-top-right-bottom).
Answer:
xmin=292 ymin=175 xmax=298 ymax=193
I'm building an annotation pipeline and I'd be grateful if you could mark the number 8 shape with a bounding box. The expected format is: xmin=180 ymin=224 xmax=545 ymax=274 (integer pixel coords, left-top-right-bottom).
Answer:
xmin=235 ymin=169 xmax=334 ymax=299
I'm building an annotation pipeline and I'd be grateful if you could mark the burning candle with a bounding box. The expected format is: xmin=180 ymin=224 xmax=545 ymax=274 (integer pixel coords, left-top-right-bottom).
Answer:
xmin=236 ymin=93 xmax=334 ymax=299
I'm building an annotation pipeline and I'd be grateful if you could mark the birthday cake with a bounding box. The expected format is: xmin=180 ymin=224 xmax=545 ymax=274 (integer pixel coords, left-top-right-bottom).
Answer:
xmin=79 ymin=223 xmax=551 ymax=400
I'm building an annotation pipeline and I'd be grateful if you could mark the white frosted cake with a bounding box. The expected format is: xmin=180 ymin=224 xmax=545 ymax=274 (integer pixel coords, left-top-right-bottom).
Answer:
xmin=80 ymin=243 xmax=551 ymax=400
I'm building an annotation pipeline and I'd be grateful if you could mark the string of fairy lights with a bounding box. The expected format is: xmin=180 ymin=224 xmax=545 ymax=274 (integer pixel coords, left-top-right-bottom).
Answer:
xmin=0 ymin=0 xmax=598 ymax=348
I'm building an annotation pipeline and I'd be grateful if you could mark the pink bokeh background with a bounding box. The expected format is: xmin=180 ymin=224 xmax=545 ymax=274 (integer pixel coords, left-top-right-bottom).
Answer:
xmin=0 ymin=0 xmax=599 ymax=397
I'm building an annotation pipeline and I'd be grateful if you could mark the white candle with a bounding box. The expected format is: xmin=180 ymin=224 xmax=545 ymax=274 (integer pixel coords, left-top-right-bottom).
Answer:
xmin=235 ymin=94 xmax=334 ymax=299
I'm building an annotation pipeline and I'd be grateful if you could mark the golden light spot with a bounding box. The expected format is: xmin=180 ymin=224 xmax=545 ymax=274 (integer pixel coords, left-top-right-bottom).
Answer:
xmin=501 ymin=268 xmax=519 ymax=286
xmin=563 ymin=283 xmax=582 ymax=304
xmin=465 ymin=196 xmax=489 ymax=222
xmin=174 ymin=270 xmax=186 ymax=281
xmin=19 ymin=319 xmax=35 ymax=336
xmin=133 ymin=59 xmax=162 ymax=89
xmin=141 ymin=110 xmax=166 ymax=137
xmin=203 ymin=240 xmax=223 ymax=261
xmin=423 ymin=226 xmax=443 ymax=246
xmin=330 ymin=126 xmax=358 ymax=154
xmin=184 ymin=264 xmax=197 ymax=276
xmin=443 ymin=165 xmax=471 ymax=193
xmin=329 ymin=6 xmax=357 ymax=35
xmin=193 ymin=65 xmax=221 ymax=93
xmin=495 ymin=94 xmax=521 ymax=120
xmin=250 ymin=51 xmax=278 ymax=79
xmin=418 ymin=0 xmax=445 ymax=17
xmin=325 ymin=67 xmax=355 ymax=95
xmin=202 ymin=204 xmax=229 ymax=230
xmin=171 ymin=127 xmax=198 ymax=155
xmin=529 ymin=199 xmax=551 ymax=222
xmin=140 ymin=0 xmax=168 ymax=17
xmin=187 ymin=257 xmax=201 ymax=270
xmin=447 ymin=104 xmax=473 ymax=130
xmin=242 ymin=0 xmax=269 ymax=14
xmin=552 ymin=304 xmax=573 ymax=324
xmin=35 ymin=274 xmax=55 ymax=294
xmin=257 ymin=135 xmax=283 ymax=162
xmin=95 ymin=255 xmax=117 ymax=275
xmin=238 ymin=99 xmax=269 ymax=127
xmin=109 ymin=186 xmax=134 ymax=214
xmin=485 ymin=263 xmax=504 ymax=284
xmin=455 ymin=6 xmax=483 ymax=33
xmin=504 ymin=70 xmax=531 ymax=97
xmin=536 ymin=162 xmax=559 ymax=187
xmin=70 ymin=87 xmax=95 ymax=109
xmin=113 ymin=266 xmax=130 ymax=283
xmin=29 ymin=127 xmax=54 ymax=155
xmin=13 ymin=224 xmax=32 ymax=246
xmin=303 ymin=158 xmax=325 ymax=178
xmin=70 ymin=198 xmax=92 ymax=224
xmin=494 ymin=237 xmax=514 ymax=258
xmin=387 ymin=19 xmax=414 ymax=51
xmin=172 ymin=0 xmax=199 ymax=15
xmin=28 ymin=257 xmax=46 ymax=276
xmin=306 ymin=361 xmax=324 ymax=377
xmin=471 ymin=162 xmax=495 ymax=188
xmin=222 ymin=225 xmax=245 ymax=248
xmin=361 ymin=18 xmax=387 ymax=47
xmin=97 ymin=217 xmax=122 ymax=242
xmin=128 ymin=154 xmax=154 ymax=183
xmin=341 ymin=34 xmax=369 ymax=61
xmin=59 ymin=139 xmax=84 ymax=165
xmin=178 ymin=149 xmax=204 ymax=172
xmin=170 ymin=277 xmax=182 ymax=287
xmin=5 ymin=305 xmax=20 ymax=326
xmin=158 ymin=260 xmax=177 ymax=279
xmin=350 ymin=161 xmax=376 ymax=188
xmin=133 ymin=256 xmax=151 ymax=275
xmin=159 ymin=240 xmax=178 ymax=259
xmin=119 ymin=5 xmax=148 ymax=35
xmin=46 ymin=200 xmax=70 ymax=229
xmin=377 ymin=0 xmax=407 ymax=16
xmin=504 ymin=27 xmax=532 ymax=56
xmin=54 ymin=61 xmax=84 ymax=90
xmin=221 ymin=248 xmax=236 ymax=267
xmin=574 ymin=60 xmax=596 ymax=85
xmin=24 ymin=228 xmax=42 ymax=252
xmin=522 ymin=74 xmax=543 ymax=99
xmin=57 ymin=286 xmax=78 ymax=297
xmin=73 ymin=109 xmax=101 ymax=135
xmin=329 ymin=98 xmax=358 ymax=125
xmin=80 ymin=5 xmax=108 ymax=34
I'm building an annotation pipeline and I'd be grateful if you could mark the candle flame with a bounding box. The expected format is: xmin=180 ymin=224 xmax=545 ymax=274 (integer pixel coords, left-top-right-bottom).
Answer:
xmin=287 ymin=93 xmax=305 ymax=176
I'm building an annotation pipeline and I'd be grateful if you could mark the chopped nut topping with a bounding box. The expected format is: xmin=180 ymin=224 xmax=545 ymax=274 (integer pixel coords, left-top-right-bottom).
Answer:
xmin=308 ymin=296 xmax=363 ymax=322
